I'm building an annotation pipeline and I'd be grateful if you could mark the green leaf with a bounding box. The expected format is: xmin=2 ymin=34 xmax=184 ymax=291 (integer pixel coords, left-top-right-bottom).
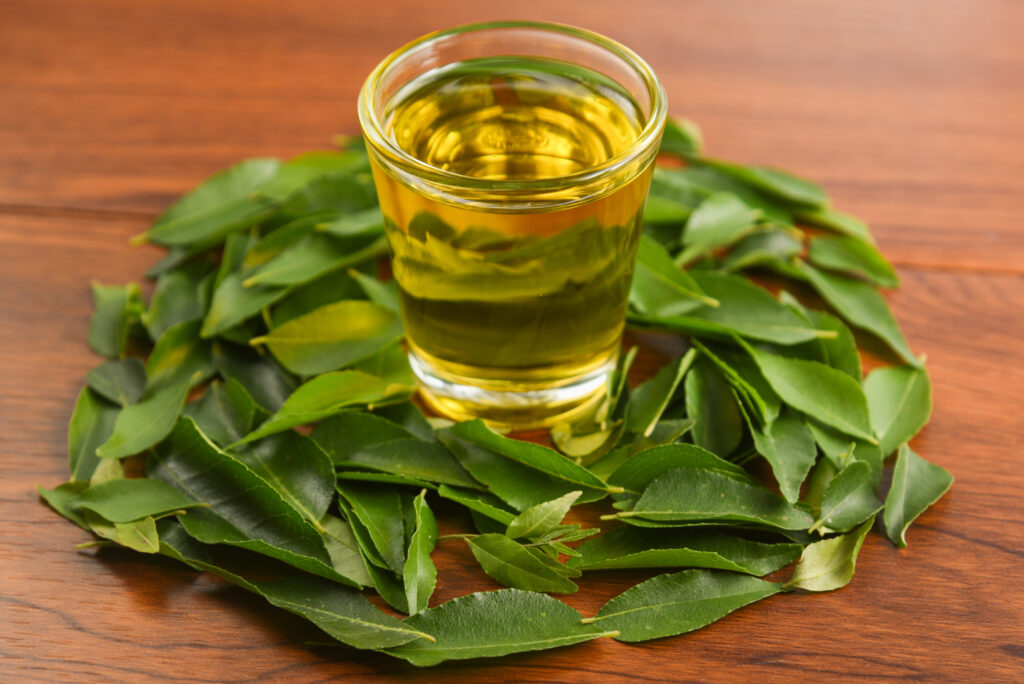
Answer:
xmin=270 ymin=268 xmax=367 ymax=327
xmin=251 ymin=300 xmax=403 ymax=375
xmin=745 ymin=346 xmax=876 ymax=444
xmin=145 ymin=320 xmax=213 ymax=390
xmin=747 ymin=407 xmax=817 ymax=503
xmin=313 ymin=414 xmax=477 ymax=488
xmin=812 ymin=461 xmax=883 ymax=533
xmin=659 ymin=116 xmax=704 ymax=158
xmin=780 ymin=297 xmax=862 ymax=380
xmin=213 ymin=340 xmax=298 ymax=414
xmin=349 ymin=269 xmax=401 ymax=314
xmin=237 ymin=370 xmax=415 ymax=444
xmin=444 ymin=421 xmax=615 ymax=496
xmin=506 ymin=491 xmax=581 ymax=540
xmin=806 ymin=420 xmax=884 ymax=479
xmin=685 ymin=356 xmax=744 ymax=458
xmin=796 ymin=261 xmax=920 ymax=367
xmin=157 ymin=520 xmax=428 ymax=649
xmin=864 ymin=365 xmax=932 ymax=456
xmin=259 ymin=151 xmax=370 ymax=202
xmin=808 ymin=235 xmax=899 ymax=288
xmin=140 ymin=159 xmax=281 ymax=248
xmin=384 ymin=589 xmax=608 ymax=666
xmin=629 ymin=234 xmax=716 ymax=315
xmin=673 ymin=166 xmax=794 ymax=224
xmin=436 ymin=485 xmax=516 ymax=526
xmin=625 ymin=350 xmax=694 ymax=437
xmin=183 ymin=378 xmax=259 ymax=447
xmin=699 ymin=158 xmax=828 ymax=209
xmin=784 ymin=516 xmax=874 ymax=592
xmin=676 ymin=192 xmax=761 ymax=265
xmin=802 ymin=456 xmax=838 ymax=517
xmin=623 ymin=468 xmax=814 ymax=530
xmin=149 ymin=418 xmax=357 ymax=586
xmin=277 ymin=171 xmax=377 ymax=218
xmin=609 ymin=443 xmax=756 ymax=507
xmin=404 ymin=490 xmax=438 ymax=615
xmin=796 ymin=207 xmax=875 ymax=244
xmin=692 ymin=340 xmax=780 ymax=426
xmin=145 ymin=262 xmax=215 ymax=340
xmin=95 ymin=378 xmax=191 ymax=459
xmin=88 ymin=282 xmax=143 ymax=358
xmin=68 ymin=387 xmax=119 ymax=480
xmin=336 ymin=481 xmax=407 ymax=574
xmin=38 ymin=481 xmax=90 ymax=529
xmin=721 ymin=228 xmax=803 ymax=273
xmin=70 ymin=478 xmax=200 ymax=522
xmin=569 ymin=526 xmax=801 ymax=575
xmin=318 ymin=207 xmax=385 ymax=239
xmin=236 ymin=431 xmax=335 ymax=527
xmin=201 ymin=272 xmax=288 ymax=338
xmin=320 ymin=514 xmax=372 ymax=585
xmin=86 ymin=358 xmax=147 ymax=406
xmin=466 ymin=535 xmax=578 ymax=593
xmin=686 ymin=271 xmax=826 ymax=345
xmin=114 ymin=517 xmax=161 ymax=553
xmin=883 ymin=445 xmax=953 ymax=548
xmin=585 ymin=569 xmax=781 ymax=642
xmin=643 ymin=195 xmax=691 ymax=226
xmin=243 ymin=233 xmax=387 ymax=289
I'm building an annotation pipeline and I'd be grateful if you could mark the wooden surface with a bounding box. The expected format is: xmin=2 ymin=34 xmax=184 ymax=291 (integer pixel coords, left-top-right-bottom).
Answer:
xmin=2 ymin=1 xmax=1023 ymax=681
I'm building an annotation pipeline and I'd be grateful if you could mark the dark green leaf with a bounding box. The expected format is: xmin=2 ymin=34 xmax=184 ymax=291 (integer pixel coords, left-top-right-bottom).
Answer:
xmin=812 ymin=461 xmax=883 ymax=533
xmin=38 ymin=481 xmax=90 ymax=529
xmin=237 ymin=370 xmax=415 ymax=444
xmin=336 ymin=481 xmax=406 ymax=574
xmin=183 ymin=378 xmax=259 ymax=447
xmin=625 ymin=350 xmax=694 ymax=437
xmin=201 ymin=271 xmax=288 ymax=338
xmin=145 ymin=320 xmax=213 ymax=390
xmin=685 ymin=355 xmax=744 ymax=458
xmin=320 ymin=514 xmax=372 ymax=586
xmin=721 ymin=228 xmax=803 ymax=273
xmin=277 ymin=171 xmax=377 ymax=218
xmin=88 ymin=282 xmax=143 ymax=358
xmin=70 ymin=478 xmax=200 ymax=522
xmin=236 ymin=430 xmax=335 ymax=526
xmin=145 ymin=261 xmax=215 ymax=340
xmin=259 ymin=151 xmax=370 ymax=202
xmin=643 ymin=195 xmax=691 ymax=226
xmin=806 ymin=420 xmax=883 ymax=478
xmin=692 ymin=340 xmax=780 ymax=426
xmin=659 ymin=116 xmax=704 ymax=158
xmin=609 ymin=443 xmax=755 ymax=502
xmin=698 ymin=158 xmax=828 ymax=208
xmin=796 ymin=207 xmax=874 ymax=244
xmin=674 ymin=166 xmax=794 ymax=224
xmin=745 ymin=346 xmax=876 ymax=444
xmin=796 ymin=261 xmax=920 ymax=367
xmin=141 ymin=159 xmax=281 ymax=248
xmin=569 ymin=526 xmax=801 ymax=575
xmin=802 ymin=457 xmax=838 ymax=517
xmin=883 ymin=445 xmax=953 ymax=548
xmin=349 ymin=269 xmax=401 ymax=314
xmin=747 ymin=407 xmax=817 ymax=503
xmin=383 ymin=589 xmax=608 ymax=666
xmin=506 ymin=492 xmax=581 ymax=540
xmin=784 ymin=516 xmax=874 ymax=592
xmin=251 ymin=300 xmax=403 ymax=375
xmin=86 ymin=358 xmax=146 ymax=406
xmin=269 ymin=268 xmax=366 ymax=327
xmin=864 ymin=365 xmax=932 ymax=456
xmin=467 ymin=534 xmax=578 ymax=593
xmin=586 ymin=569 xmax=780 ymax=642
xmin=808 ymin=235 xmax=899 ymax=288
xmin=213 ymin=340 xmax=298 ymax=414
xmin=629 ymin=234 xmax=716 ymax=315
xmin=676 ymin=192 xmax=761 ymax=265
xmin=404 ymin=490 xmax=438 ymax=615
xmin=436 ymin=485 xmax=516 ymax=525
xmin=623 ymin=468 xmax=814 ymax=530
xmin=779 ymin=295 xmax=862 ymax=380
xmin=242 ymin=233 xmax=386 ymax=289
xmin=95 ymin=378 xmax=191 ymax=459
xmin=149 ymin=418 xmax=356 ymax=585
xmin=68 ymin=387 xmax=119 ymax=480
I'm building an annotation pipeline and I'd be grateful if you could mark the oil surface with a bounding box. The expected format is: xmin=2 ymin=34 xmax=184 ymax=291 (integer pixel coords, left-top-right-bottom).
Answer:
xmin=371 ymin=57 xmax=651 ymax=426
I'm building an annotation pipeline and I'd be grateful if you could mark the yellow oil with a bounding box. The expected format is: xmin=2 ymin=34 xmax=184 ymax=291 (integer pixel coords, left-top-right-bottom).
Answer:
xmin=369 ymin=57 xmax=652 ymax=428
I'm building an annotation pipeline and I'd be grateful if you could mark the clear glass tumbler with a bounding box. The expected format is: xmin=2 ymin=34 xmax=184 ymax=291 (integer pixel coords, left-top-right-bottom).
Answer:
xmin=358 ymin=21 xmax=667 ymax=430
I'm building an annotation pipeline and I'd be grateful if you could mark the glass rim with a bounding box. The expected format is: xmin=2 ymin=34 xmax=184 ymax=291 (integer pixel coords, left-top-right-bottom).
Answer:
xmin=357 ymin=20 xmax=668 ymax=193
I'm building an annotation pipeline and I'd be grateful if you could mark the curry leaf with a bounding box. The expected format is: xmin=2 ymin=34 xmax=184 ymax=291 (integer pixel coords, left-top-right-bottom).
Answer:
xmin=883 ymin=445 xmax=953 ymax=548
xmin=796 ymin=207 xmax=875 ymax=244
xmin=213 ymin=340 xmax=298 ymax=414
xmin=585 ymin=569 xmax=781 ymax=642
xmin=506 ymin=492 xmax=581 ymax=540
xmin=676 ymin=192 xmax=761 ymax=265
xmin=404 ymin=490 xmax=438 ymax=615
xmin=70 ymin=478 xmax=200 ymax=522
xmin=243 ymin=233 xmax=387 ymax=288
xmin=95 ymin=377 xmax=191 ymax=459
xmin=625 ymin=350 xmax=694 ymax=437
xmin=747 ymin=407 xmax=817 ymax=504
xmin=864 ymin=365 xmax=932 ymax=456
xmin=685 ymin=355 xmax=744 ymax=458
xmin=784 ymin=516 xmax=874 ymax=592
xmin=467 ymin=535 xmax=578 ymax=593
xmin=436 ymin=485 xmax=516 ymax=526
xmin=251 ymin=300 xmax=403 ymax=375
xmin=629 ymin=234 xmax=716 ymax=315
xmin=383 ymin=589 xmax=608 ymax=666
xmin=145 ymin=262 xmax=215 ymax=339
xmin=68 ymin=387 xmax=119 ymax=480
xmin=336 ymin=481 xmax=407 ymax=574
xmin=812 ymin=461 xmax=883 ymax=533
xmin=659 ymin=116 xmax=704 ymax=158
xmin=86 ymin=358 xmax=147 ymax=406
xmin=236 ymin=430 xmax=335 ymax=526
xmin=697 ymin=158 xmax=828 ymax=208
xmin=808 ymin=235 xmax=899 ymax=288
xmin=145 ymin=320 xmax=214 ymax=390
xmin=89 ymin=282 xmax=143 ymax=358
xmin=721 ymin=228 xmax=802 ymax=273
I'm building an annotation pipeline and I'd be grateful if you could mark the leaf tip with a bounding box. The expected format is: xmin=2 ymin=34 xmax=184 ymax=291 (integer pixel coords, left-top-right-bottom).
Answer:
xmin=129 ymin=233 xmax=150 ymax=247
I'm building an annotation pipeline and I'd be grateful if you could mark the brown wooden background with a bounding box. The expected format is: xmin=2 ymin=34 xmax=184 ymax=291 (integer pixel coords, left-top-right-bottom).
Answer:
xmin=2 ymin=1 xmax=1023 ymax=681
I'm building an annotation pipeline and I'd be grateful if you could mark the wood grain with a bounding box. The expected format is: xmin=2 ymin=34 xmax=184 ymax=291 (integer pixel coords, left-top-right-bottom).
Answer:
xmin=2 ymin=1 xmax=1023 ymax=681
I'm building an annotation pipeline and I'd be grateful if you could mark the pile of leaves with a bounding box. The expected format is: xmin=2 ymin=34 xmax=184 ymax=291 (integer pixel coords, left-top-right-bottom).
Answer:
xmin=41 ymin=119 xmax=953 ymax=666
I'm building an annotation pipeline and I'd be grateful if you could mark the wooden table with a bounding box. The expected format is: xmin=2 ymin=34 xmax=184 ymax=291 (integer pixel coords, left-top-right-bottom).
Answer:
xmin=3 ymin=1 xmax=1022 ymax=680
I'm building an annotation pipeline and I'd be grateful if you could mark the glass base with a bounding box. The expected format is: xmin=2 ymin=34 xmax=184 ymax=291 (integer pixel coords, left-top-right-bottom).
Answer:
xmin=408 ymin=350 xmax=614 ymax=431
